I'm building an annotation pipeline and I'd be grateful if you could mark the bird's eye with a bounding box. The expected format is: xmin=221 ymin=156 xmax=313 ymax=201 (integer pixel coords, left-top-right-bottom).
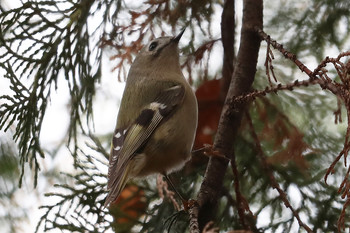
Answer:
xmin=149 ymin=41 xmax=158 ymax=51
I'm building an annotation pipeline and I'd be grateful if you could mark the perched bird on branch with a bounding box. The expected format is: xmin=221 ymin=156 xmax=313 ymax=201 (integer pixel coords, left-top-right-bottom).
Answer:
xmin=104 ymin=29 xmax=198 ymax=207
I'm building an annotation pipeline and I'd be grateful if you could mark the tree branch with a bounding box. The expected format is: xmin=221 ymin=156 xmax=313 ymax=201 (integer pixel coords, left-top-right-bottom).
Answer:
xmin=255 ymin=28 xmax=340 ymax=95
xmin=197 ymin=0 xmax=263 ymax=229
xmin=220 ymin=0 xmax=235 ymax=101
xmin=245 ymin=112 xmax=313 ymax=233
xmin=188 ymin=200 xmax=200 ymax=233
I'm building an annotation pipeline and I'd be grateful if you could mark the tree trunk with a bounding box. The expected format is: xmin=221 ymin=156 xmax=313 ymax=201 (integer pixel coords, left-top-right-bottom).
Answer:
xmin=197 ymin=0 xmax=263 ymax=230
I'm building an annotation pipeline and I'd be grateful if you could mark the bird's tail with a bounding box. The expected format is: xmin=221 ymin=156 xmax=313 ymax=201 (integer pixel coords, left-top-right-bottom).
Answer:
xmin=103 ymin=165 xmax=131 ymax=208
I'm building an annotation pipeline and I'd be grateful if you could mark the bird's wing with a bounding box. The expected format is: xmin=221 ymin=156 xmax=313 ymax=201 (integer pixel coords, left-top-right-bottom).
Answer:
xmin=104 ymin=84 xmax=185 ymax=207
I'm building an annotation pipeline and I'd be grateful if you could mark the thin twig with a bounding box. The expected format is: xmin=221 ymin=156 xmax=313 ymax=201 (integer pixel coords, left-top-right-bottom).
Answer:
xmin=256 ymin=27 xmax=343 ymax=95
xmin=156 ymin=174 xmax=181 ymax=211
xmin=202 ymin=221 xmax=219 ymax=233
xmin=230 ymin=157 xmax=255 ymax=230
xmin=245 ymin=112 xmax=314 ymax=233
xmin=188 ymin=200 xmax=200 ymax=233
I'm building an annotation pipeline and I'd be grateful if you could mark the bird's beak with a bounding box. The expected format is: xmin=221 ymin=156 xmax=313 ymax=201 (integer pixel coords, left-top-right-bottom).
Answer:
xmin=172 ymin=28 xmax=186 ymax=43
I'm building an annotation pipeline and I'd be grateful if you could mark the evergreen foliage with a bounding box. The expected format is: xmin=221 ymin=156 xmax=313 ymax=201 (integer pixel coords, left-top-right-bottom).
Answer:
xmin=1 ymin=0 xmax=350 ymax=232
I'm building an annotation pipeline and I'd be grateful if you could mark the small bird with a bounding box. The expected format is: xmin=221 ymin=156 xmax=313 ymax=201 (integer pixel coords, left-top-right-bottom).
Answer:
xmin=104 ymin=29 xmax=198 ymax=207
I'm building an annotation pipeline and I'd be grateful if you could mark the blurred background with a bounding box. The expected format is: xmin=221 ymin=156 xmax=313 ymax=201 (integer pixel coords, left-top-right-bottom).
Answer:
xmin=1 ymin=0 xmax=350 ymax=232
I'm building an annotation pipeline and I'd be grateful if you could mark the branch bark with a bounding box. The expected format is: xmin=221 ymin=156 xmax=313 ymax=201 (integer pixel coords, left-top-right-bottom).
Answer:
xmin=220 ymin=0 xmax=235 ymax=101
xmin=196 ymin=0 xmax=263 ymax=230
xmin=188 ymin=200 xmax=200 ymax=233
